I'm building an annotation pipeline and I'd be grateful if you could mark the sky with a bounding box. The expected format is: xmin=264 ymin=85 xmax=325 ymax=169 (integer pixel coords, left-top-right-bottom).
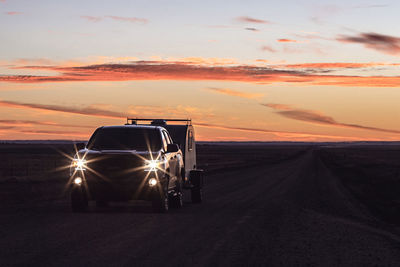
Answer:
xmin=1 ymin=0 xmax=400 ymax=141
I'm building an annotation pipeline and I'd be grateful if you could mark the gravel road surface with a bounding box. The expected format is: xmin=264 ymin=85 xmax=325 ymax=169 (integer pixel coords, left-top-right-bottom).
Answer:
xmin=1 ymin=148 xmax=399 ymax=266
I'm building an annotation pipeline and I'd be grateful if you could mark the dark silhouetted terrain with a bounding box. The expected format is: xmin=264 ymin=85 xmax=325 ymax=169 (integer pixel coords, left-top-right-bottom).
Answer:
xmin=0 ymin=142 xmax=400 ymax=266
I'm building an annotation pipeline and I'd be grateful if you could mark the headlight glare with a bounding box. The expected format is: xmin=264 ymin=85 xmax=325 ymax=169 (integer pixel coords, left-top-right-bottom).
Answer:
xmin=145 ymin=160 xmax=161 ymax=171
xmin=74 ymin=177 xmax=83 ymax=185
xmin=72 ymin=159 xmax=87 ymax=170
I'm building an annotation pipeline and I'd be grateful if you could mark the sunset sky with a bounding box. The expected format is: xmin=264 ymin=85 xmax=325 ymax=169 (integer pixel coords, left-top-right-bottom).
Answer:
xmin=1 ymin=0 xmax=400 ymax=141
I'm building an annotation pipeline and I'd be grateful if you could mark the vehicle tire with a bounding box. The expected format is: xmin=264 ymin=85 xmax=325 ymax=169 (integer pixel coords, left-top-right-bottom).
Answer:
xmin=152 ymin=189 xmax=169 ymax=213
xmin=71 ymin=187 xmax=88 ymax=212
xmin=170 ymin=191 xmax=183 ymax=209
xmin=96 ymin=200 xmax=108 ymax=207
xmin=170 ymin=172 xmax=184 ymax=209
xmin=191 ymin=187 xmax=202 ymax=203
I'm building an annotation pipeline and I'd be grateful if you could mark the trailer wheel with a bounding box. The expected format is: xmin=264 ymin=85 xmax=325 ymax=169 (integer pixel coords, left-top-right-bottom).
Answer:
xmin=189 ymin=170 xmax=204 ymax=203
xmin=191 ymin=187 xmax=202 ymax=203
xmin=71 ymin=187 xmax=88 ymax=212
xmin=170 ymin=171 xmax=184 ymax=208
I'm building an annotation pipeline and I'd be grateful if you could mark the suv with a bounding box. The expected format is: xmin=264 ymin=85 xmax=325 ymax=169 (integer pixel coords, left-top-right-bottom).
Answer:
xmin=70 ymin=119 xmax=203 ymax=213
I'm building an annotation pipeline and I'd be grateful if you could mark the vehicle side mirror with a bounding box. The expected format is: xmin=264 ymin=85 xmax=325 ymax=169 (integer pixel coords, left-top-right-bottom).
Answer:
xmin=75 ymin=142 xmax=86 ymax=151
xmin=167 ymin=144 xmax=179 ymax=153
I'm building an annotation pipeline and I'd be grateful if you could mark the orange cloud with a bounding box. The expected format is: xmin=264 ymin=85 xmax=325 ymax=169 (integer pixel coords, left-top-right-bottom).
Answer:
xmin=206 ymin=87 xmax=263 ymax=99
xmin=262 ymin=103 xmax=400 ymax=134
xmin=0 ymin=99 xmax=394 ymax=141
xmin=0 ymin=100 xmax=214 ymax=123
xmin=236 ymin=16 xmax=270 ymax=24
xmin=20 ymin=129 xmax=88 ymax=137
xmin=195 ymin=122 xmax=362 ymax=141
xmin=128 ymin=105 xmax=214 ymax=120
xmin=0 ymin=100 xmax=125 ymax=119
xmin=277 ymin=39 xmax=299 ymax=43
xmin=2 ymin=61 xmax=400 ymax=87
xmin=0 ymin=119 xmax=93 ymax=128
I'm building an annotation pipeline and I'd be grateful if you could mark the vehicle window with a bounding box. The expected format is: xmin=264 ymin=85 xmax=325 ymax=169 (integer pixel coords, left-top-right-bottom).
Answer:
xmin=188 ymin=130 xmax=193 ymax=151
xmin=160 ymin=130 xmax=168 ymax=151
xmin=163 ymin=131 xmax=172 ymax=144
xmin=87 ymin=128 xmax=162 ymax=151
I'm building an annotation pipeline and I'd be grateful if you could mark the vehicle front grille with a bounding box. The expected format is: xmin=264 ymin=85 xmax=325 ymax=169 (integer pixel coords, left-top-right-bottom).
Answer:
xmin=87 ymin=154 xmax=145 ymax=179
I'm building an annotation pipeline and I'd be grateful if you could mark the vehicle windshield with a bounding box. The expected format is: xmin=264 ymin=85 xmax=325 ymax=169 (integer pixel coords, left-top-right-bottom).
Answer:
xmin=87 ymin=127 xmax=162 ymax=151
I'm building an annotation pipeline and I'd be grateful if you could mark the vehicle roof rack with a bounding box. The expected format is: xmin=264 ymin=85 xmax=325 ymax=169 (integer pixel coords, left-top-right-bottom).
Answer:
xmin=126 ymin=118 xmax=192 ymax=126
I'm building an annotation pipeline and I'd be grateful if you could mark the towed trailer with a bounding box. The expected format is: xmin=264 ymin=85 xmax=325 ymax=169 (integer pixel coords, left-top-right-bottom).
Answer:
xmin=126 ymin=118 xmax=204 ymax=203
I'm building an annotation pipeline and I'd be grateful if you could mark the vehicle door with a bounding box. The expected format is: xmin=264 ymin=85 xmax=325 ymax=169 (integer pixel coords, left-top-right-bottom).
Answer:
xmin=161 ymin=130 xmax=177 ymax=189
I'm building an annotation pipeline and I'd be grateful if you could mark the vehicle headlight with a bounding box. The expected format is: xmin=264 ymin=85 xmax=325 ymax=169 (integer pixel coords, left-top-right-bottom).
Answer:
xmin=148 ymin=178 xmax=158 ymax=186
xmin=74 ymin=177 xmax=83 ymax=185
xmin=144 ymin=159 xmax=162 ymax=171
xmin=72 ymin=158 xmax=87 ymax=171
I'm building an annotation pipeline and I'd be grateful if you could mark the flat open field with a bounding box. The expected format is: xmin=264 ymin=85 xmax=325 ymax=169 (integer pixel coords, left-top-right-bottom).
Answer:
xmin=1 ymin=142 xmax=400 ymax=266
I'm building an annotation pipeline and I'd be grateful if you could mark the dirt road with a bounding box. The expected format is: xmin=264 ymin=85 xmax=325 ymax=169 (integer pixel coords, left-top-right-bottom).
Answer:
xmin=1 ymin=148 xmax=399 ymax=266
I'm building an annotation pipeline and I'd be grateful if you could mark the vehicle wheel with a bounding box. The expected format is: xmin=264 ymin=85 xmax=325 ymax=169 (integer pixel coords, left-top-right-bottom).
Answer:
xmin=170 ymin=191 xmax=183 ymax=209
xmin=96 ymin=200 xmax=108 ymax=207
xmin=170 ymin=174 xmax=184 ymax=209
xmin=152 ymin=189 xmax=169 ymax=213
xmin=191 ymin=187 xmax=202 ymax=203
xmin=71 ymin=187 xmax=88 ymax=212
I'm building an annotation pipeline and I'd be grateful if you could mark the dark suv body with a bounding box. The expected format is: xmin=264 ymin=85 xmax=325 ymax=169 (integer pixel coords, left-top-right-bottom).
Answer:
xmin=70 ymin=119 xmax=203 ymax=213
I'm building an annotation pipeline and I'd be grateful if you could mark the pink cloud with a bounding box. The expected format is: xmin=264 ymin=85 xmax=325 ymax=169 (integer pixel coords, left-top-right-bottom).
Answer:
xmin=106 ymin=16 xmax=148 ymax=23
xmin=236 ymin=16 xmax=270 ymax=24
xmin=6 ymin=11 xmax=23 ymax=15
xmin=81 ymin=16 xmax=102 ymax=22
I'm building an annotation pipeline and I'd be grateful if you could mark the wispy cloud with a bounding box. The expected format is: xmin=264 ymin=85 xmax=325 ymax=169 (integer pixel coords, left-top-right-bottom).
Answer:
xmin=81 ymin=16 xmax=102 ymax=22
xmin=80 ymin=15 xmax=148 ymax=23
xmin=245 ymin=27 xmax=259 ymax=32
xmin=0 ymin=100 xmax=125 ymax=119
xmin=106 ymin=16 xmax=148 ymax=23
xmin=261 ymin=45 xmax=277 ymax=53
xmin=0 ymin=119 xmax=92 ymax=128
xmin=353 ymin=4 xmax=389 ymax=9
xmin=206 ymin=87 xmax=263 ymax=99
xmin=277 ymin=39 xmax=299 ymax=43
xmin=195 ymin=122 xmax=362 ymax=141
xmin=262 ymin=103 xmax=400 ymax=134
xmin=236 ymin=16 xmax=270 ymax=24
xmin=337 ymin=32 xmax=400 ymax=55
xmin=279 ymin=62 xmax=399 ymax=69
xmin=20 ymin=129 xmax=88 ymax=137
xmin=0 ymin=99 xmax=214 ymax=122
xmin=0 ymin=100 xmax=393 ymax=141
xmin=5 ymin=11 xmax=23 ymax=15
xmin=3 ymin=60 xmax=400 ymax=87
